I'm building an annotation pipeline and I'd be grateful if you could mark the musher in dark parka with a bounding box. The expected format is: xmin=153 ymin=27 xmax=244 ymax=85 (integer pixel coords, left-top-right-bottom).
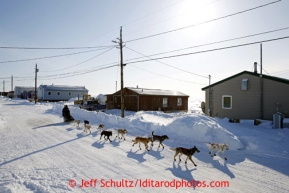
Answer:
xmin=62 ymin=105 xmax=74 ymax=122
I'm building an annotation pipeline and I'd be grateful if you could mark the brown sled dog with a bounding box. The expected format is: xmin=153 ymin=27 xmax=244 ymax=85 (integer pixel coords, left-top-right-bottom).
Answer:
xmin=132 ymin=137 xmax=153 ymax=151
xmin=170 ymin=146 xmax=200 ymax=166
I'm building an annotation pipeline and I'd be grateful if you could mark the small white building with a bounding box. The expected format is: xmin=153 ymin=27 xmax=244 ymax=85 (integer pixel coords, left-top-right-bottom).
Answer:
xmin=14 ymin=86 xmax=35 ymax=98
xmin=38 ymin=85 xmax=89 ymax=101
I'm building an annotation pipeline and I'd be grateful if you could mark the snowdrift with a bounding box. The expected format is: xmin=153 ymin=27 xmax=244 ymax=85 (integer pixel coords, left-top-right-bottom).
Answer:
xmin=47 ymin=103 xmax=244 ymax=150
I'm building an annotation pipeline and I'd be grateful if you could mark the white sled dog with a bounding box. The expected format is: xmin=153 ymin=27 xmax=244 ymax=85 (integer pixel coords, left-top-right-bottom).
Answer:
xmin=208 ymin=143 xmax=229 ymax=160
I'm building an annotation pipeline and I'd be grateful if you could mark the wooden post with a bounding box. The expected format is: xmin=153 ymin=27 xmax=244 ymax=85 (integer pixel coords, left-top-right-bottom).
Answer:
xmin=120 ymin=27 xmax=125 ymax=118
xmin=35 ymin=64 xmax=39 ymax=104
xmin=260 ymin=43 xmax=263 ymax=119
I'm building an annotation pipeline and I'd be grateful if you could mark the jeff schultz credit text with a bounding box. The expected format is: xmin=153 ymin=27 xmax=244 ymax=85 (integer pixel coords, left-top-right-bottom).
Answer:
xmin=68 ymin=179 xmax=230 ymax=189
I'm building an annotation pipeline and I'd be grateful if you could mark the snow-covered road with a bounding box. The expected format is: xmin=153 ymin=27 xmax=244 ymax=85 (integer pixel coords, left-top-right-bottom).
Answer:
xmin=0 ymin=99 xmax=289 ymax=193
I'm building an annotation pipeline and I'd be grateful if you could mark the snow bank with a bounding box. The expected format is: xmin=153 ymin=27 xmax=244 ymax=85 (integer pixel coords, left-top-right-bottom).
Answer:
xmin=151 ymin=114 xmax=245 ymax=150
xmin=46 ymin=103 xmax=244 ymax=150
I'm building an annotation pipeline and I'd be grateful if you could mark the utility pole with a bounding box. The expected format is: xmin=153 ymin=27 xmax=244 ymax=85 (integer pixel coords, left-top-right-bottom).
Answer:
xmin=113 ymin=27 xmax=125 ymax=118
xmin=11 ymin=75 xmax=13 ymax=97
xmin=260 ymin=43 xmax=263 ymax=119
xmin=3 ymin=80 xmax=4 ymax=93
xmin=208 ymin=75 xmax=212 ymax=116
xmin=35 ymin=64 xmax=39 ymax=104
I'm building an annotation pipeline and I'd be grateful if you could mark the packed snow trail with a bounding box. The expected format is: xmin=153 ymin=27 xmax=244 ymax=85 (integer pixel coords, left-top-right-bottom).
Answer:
xmin=0 ymin=99 xmax=289 ymax=193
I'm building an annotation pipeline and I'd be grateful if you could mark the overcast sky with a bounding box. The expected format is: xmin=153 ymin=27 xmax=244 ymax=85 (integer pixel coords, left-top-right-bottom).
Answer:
xmin=0 ymin=0 xmax=288 ymax=100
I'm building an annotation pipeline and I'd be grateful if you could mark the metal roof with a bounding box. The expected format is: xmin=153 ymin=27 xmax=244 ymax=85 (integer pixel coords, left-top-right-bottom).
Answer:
xmin=39 ymin=85 xmax=88 ymax=91
xmin=127 ymin=87 xmax=189 ymax=96
xmin=201 ymin=71 xmax=289 ymax=90
xmin=14 ymin=86 xmax=35 ymax=89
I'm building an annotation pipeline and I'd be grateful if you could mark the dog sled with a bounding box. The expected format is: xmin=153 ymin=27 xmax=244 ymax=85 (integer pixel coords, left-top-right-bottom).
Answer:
xmin=62 ymin=105 xmax=75 ymax=123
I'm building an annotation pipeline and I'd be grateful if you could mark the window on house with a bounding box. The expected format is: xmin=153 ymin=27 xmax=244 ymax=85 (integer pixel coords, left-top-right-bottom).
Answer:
xmin=177 ymin=98 xmax=182 ymax=106
xmin=114 ymin=97 xmax=117 ymax=102
xmin=222 ymin=95 xmax=232 ymax=109
xmin=68 ymin=92 xmax=72 ymax=96
xmin=48 ymin=92 xmax=51 ymax=95
xmin=57 ymin=91 xmax=60 ymax=95
xmin=241 ymin=79 xmax=248 ymax=90
xmin=163 ymin=98 xmax=168 ymax=107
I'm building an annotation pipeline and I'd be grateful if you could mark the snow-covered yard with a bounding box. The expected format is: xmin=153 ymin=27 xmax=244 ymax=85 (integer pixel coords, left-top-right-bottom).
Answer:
xmin=0 ymin=97 xmax=289 ymax=193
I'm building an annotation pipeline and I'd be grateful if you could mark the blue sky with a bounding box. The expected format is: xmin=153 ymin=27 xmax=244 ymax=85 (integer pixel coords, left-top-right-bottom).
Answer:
xmin=0 ymin=0 xmax=289 ymax=100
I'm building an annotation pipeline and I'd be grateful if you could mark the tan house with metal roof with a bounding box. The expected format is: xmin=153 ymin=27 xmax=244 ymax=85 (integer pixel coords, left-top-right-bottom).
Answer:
xmin=106 ymin=87 xmax=189 ymax=112
xmin=201 ymin=71 xmax=289 ymax=120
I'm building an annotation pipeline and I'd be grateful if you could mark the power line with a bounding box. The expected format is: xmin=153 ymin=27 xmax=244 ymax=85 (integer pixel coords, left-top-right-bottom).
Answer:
xmin=0 ymin=76 xmax=12 ymax=79
xmin=270 ymin=69 xmax=289 ymax=75
xmin=257 ymin=63 xmax=270 ymax=75
xmin=38 ymin=64 xmax=119 ymax=80
xmin=126 ymin=36 xmax=289 ymax=65
xmin=16 ymin=36 xmax=287 ymax=82
xmin=41 ymin=46 xmax=116 ymax=72
xmin=39 ymin=61 xmax=119 ymax=78
xmin=0 ymin=45 xmax=114 ymax=50
xmin=61 ymin=1 xmax=187 ymax=51
xmin=124 ymin=26 xmax=289 ymax=62
xmin=0 ymin=61 xmax=120 ymax=81
xmin=126 ymin=0 xmax=282 ymax=43
xmin=122 ymin=0 xmax=185 ymax=27
xmin=124 ymin=0 xmax=221 ymax=37
xmin=125 ymin=46 xmax=208 ymax=79
xmin=129 ymin=65 xmax=206 ymax=85
xmin=0 ymin=47 xmax=116 ymax=64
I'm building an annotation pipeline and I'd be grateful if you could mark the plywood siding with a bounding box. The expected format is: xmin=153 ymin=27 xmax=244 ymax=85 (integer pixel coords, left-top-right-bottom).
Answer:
xmin=209 ymin=74 xmax=261 ymax=119
xmin=263 ymin=79 xmax=289 ymax=120
xmin=204 ymin=73 xmax=289 ymax=120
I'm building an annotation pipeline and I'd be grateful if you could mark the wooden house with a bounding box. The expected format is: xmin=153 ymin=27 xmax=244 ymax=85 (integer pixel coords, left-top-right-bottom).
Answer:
xmin=106 ymin=87 xmax=189 ymax=112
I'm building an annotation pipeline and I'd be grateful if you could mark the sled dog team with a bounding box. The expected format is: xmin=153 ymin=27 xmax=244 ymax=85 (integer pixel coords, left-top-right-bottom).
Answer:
xmin=72 ymin=119 xmax=229 ymax=166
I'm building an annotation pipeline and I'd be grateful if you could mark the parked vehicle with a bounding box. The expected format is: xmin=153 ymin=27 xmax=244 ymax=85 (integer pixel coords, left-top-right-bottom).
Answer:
xmin=79 ymin=100 xmax=106 ymax=112
xmin=74 ymin=94 xmax=94 ymax=105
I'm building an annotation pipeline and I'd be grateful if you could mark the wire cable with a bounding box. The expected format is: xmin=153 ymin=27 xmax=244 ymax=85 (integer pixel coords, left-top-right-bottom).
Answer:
xmin=122 ymin=0 xmax=185 ymax=27
xmin=124 ymin=0 xmax=220 ymax=37
xmin=129 ymin=65 xmax=207 ymax=85
xmin=38 ymin=61 xmax=120 ymax=78
xmin=0 ymin=47 xmax=115 ymax=64
xmin=125 ymin=46 xmax=208 ymax=78
xmin=257 ymin=63 xmax=270 ymax=75
xmin=41 ymin=46 xmax=117 ymax=72
xmin=125 ymin=26 xmax=289 ymax=62
xmin=38 ymin=64 xmax=119 ymax=80
xmin=126 ymin=0 xmax=282 ymax=43
xmin=126 ymin=36 xmax=289 ymax=65
xmin=0 ymin=45 xmax=115 ymax=50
